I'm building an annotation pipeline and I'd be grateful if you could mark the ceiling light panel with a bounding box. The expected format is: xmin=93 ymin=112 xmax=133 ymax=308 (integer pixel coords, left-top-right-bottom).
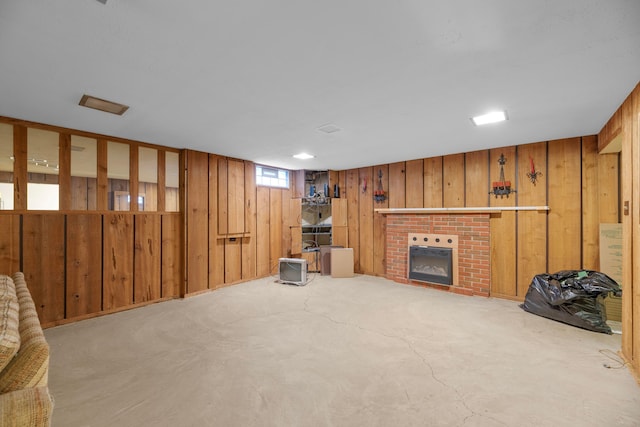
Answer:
xmin=471 ymin=111 xmax=507 ymax=126
xmin=293 ymin=153 xmax=314 ymax=160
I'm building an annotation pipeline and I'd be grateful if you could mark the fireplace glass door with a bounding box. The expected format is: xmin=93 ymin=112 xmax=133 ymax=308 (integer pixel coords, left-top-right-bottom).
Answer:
xmin=409 ymin=246 xmax=453 ymax=285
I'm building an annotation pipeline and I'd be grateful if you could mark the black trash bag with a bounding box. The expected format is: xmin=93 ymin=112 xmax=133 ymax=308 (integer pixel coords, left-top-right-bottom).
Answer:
xmin=521 ymin=270 xmax=622 ymax=334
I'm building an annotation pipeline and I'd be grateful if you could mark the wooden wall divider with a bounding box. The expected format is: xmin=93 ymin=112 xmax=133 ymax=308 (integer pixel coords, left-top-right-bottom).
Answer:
xmin=599 ymin=82 xmax=639 ymax=382
xmin=0 ymin=211 xmax=181 ymax=327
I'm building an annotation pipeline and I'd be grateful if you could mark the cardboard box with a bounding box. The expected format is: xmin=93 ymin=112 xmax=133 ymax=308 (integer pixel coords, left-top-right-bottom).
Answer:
xmin=331 ymin=248 xmax=354 ymax=278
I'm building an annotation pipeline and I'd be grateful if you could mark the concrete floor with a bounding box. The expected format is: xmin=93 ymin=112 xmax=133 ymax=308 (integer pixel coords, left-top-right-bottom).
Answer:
xmin=45 ymin=275 xmax=640 ymax=427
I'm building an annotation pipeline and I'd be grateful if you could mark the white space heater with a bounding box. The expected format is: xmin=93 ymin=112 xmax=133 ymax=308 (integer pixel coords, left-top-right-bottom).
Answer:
xmin=278 ymin=258 xmax=308 ymax=286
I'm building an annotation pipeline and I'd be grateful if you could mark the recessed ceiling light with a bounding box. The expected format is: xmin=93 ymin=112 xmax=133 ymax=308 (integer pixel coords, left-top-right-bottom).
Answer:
xmin=293 ymin=153 xmax=315 ymax=160
xmin=471 ymin=110 xmax=508 ymax=126
xmin=79 ymin=94 xmax=129 ymax=115
xmin=317 ymin=123 xmax=341 ymax=134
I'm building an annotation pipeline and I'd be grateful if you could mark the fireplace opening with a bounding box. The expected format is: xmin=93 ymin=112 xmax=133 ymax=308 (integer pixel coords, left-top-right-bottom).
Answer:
xmin=409 ymin=246 xmax=453 ymax=286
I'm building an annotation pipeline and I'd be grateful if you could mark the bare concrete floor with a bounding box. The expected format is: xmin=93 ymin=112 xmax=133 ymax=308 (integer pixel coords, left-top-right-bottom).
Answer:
xmin=45 ymin=275 xmax=640 ymax=426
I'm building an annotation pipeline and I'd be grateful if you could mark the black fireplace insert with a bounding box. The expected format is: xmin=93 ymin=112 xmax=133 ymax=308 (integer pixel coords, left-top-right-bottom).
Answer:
xmin=408 ymin=246 xmax=453 ymax=285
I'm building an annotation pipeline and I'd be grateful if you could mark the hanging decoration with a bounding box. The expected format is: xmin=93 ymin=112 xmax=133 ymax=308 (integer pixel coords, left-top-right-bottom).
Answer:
xmin=374 ymin=169 xmax=387 ymax=203
xmin=526 ymin=156 xmax=543 ymax=185
xmin=489 ymin=153 xmax=516 ymax=198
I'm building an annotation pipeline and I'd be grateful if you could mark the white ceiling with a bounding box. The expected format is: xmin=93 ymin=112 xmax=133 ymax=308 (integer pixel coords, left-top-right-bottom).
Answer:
xmin=1 ymin=1 xmax=639 ymax=171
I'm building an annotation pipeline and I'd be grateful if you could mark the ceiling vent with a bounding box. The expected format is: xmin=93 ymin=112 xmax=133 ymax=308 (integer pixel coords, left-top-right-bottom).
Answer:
xmin=317 ymin=123 xmax=341 ymax=134
xmin=79 ymin=94 xmax=129 ymax=116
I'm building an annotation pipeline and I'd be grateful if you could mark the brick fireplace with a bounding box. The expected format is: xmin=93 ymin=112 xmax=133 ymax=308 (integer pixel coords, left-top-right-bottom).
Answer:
xmin=384 ymin=213 xmax=490 ymax=296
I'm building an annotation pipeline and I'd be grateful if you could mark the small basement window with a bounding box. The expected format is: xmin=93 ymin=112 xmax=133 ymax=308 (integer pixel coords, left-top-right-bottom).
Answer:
xmin=256 ymin=165 xmax=289 ymax=188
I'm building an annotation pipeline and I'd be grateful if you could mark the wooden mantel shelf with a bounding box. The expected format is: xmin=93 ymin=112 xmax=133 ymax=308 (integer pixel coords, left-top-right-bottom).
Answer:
xmin=375 ymin=206 xmax=549 ymax=214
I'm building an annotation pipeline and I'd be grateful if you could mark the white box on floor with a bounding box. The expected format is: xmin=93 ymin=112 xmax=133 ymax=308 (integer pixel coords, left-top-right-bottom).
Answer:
xmin=331 ymin=248 xmax=354 ymax=278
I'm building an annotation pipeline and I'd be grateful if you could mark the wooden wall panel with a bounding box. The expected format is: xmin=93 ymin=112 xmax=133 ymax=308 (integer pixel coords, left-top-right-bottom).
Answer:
xmin=618 ymin=88 xmax=635 ymax=366
xmin=547 ymin=138 xmax=582 ymax=272
xmin=581 ymin=136 xmax=600 ymax=270
xmin=211 ymin=239 xmax=225 ymax=289
xmin=359 ymin=167 xmax=374 ymax=274
xmin=290 ymin=228 xmax=302 ymax=255
xmin=97 ymin=139 xmax=108 ymax=211
xmin=22 ymin=215 xmax=65 ymax=323
xmin=516 ymin=142 xmax=548 ymax=297
xmin=208 ymin=155 xmax=224 ymax=289
xmin=288 ymin=198 xmax=302 ymax=255
xmin=161 ymin=214 xmax=181 ymax=298
xmin=157 ymin=150 xmax=166 ymax=213
xmin=256 ymin=187 xmax=271 ymax=277
xmin=103 ymin=214 xmax=133 ymax=310
xmin=269 ymin=189 xmax=282 ymax=270
xmin=489 ymin=147 xmax=517 ymax=298
xmin=516 ymin=211 xmax=548 ymax=297
xmin=404 ymin=160 xmax=423 ymax=208
xmin=489 ymin=212 xmax=517 ymax=298
xmin=13 ymin=125 xmax=27 ymax=210
xmin=598 ymin=153 xmax=619 ymax=223
xmin=280 ymin=187 xmax=293 ymax=259
xmin=598 ymin=107 xmax=622 ymax=152
xmin=337 ymin=170 xmax=346 ymax=200
xmin=186 ymin=150 xmax=209 ymax=294
xmin=423 ymin=157 xmax=443 ymax=208
xmin=346 ymin=169 xmax=360 ymax=271
xmin=631 ymin=84 xmax=640 ymax=376
xmin=464 ymin=150 xmax=489 ymax=207
xmin=66 ymin=214 xmax=102 ymax=317
xmin=87 ymin=177 xmax=97 ymax=211
xmin=516 ymin=142 xmax=547 ymax=206
xmin=292 ymin=170 xmax=305 ymax=199
xmin=388 ymin=162 xmax=406 ymax=208
xmin=332 ymin=198 xmax=348 ymax=227
xmin=332 ymin=227 xmax=348 ymax=248
xmin=225 ymin=238 xmax=242 ymax=283
xmin=373 ymin=164 xmax=389 ymax=276
xmin=328 ymin=170 xmax=340 ymax=198
xmin=129 ymin=145 xmax=139 ymax=212
xmin=0 ymin=214 xmax=20 ymax=274
xmin=227 ymin=159 xmax=245 ymax=234
xmin=58 ymin=133 xmax=71 ymax=210
xmin=443 ymin=153 xmax=465 ymax=207
xmin=134 ymin=214 xmax=161 ymax=303
xmin=243 ymin=161 xmax=257 ymax=279
xmin=217 ymin=158 xmax=228 ymax=235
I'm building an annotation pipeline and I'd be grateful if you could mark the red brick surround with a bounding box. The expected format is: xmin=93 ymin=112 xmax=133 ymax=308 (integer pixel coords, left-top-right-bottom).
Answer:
xmin=385 ymin=214 xmax=491 ymax=297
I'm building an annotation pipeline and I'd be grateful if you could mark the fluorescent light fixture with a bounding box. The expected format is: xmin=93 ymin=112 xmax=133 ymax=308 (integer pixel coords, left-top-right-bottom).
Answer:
xmin=79 ymin=94 xmax=129 ymax=115
xmin=293 ymin=153 xmax=314 ymax=160
xmin=471 ymin=110 xmax=507 ymax=126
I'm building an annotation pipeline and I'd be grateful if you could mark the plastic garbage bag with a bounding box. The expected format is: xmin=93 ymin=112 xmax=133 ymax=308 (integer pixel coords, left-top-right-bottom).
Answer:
xmin=521 ymin=270 xmax=622 ymax=334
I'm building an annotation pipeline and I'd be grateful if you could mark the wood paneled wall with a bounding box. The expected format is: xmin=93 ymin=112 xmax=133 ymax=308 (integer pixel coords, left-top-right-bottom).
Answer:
xmin=0 ymin=212 xmax=180 ymax=327
xmin=0 ymin=117 xmax=182 ymax=326
xmin=331 ymin=136 xmax=619 ymax=302
xmin=599 ymin=82 xmax=639 ymax=382
xmin=183 ymin=150 xmax=296 ymax=295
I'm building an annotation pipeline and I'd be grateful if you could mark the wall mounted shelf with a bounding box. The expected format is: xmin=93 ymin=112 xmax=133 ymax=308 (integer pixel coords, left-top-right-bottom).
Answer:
xmin=375 ymin=206 xmax=549 ymax=215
